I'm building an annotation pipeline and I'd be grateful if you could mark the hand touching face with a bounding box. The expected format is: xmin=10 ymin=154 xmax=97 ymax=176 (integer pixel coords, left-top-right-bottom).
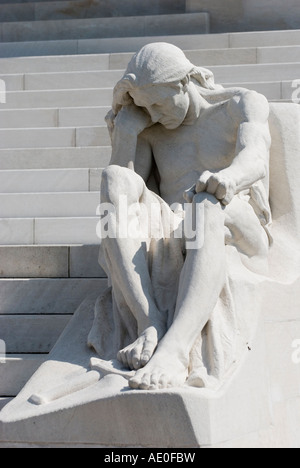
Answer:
xmin=130 ymin=83 xmax=190 ymax=130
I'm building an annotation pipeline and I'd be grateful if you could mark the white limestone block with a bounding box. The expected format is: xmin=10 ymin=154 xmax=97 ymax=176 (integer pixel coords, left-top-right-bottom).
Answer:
xmin=230 ymin=29 xmax=300 ymax=48
xmin=0 ymin=218 xmax=33 ymax=245
xmin=0 ymin=73 xmax=24 ymax=92
xmin=0 ymin=315 xmax=71 ymax=353
xmin=0 ymin=147 xmax=111 ymax=170
xmin=35 ymin=217 xmax=100 ymax=245
xmin=0 ymin=169 xmax=89 ymax=193
xmin=0 ymin=278 xmax=107 ymax=315
xmin=0 ymin=355 xmax=46 ymax=396
xmin=0 ymin=40 xmax=78 ymax=59
xmin=76 ymin=126 xmax=110 ymax=147
xmin=0 ymin=192 xmax=99 ymax=218
xmin=0 ymin=89 xmax=113 ymax=110
xmin=24 ymin=70 xmax=123 ymax=90
xmin=0 ymin=13 xmax=209 ymax=43
xmin=0 ymin=128 xmax=75 ymax=149
xmin=257 ymin=45 xmax=300 ymax=64
xmin=0 ymin=53 xmax=110 ymax=74
xmin=70 ymin=245 xmax=106 ymax=278
xmin=0 ymin=246 xmax=69 ymax=279
xmin=78 ymin=33 xmax=231 ymax=55
xmin=58 ymin=107 xmax=107 ymax=128
xmin=211 ymin=62 xmax=300 ymax=84
xmin=0 ymin=108 xmax=58 ymax=129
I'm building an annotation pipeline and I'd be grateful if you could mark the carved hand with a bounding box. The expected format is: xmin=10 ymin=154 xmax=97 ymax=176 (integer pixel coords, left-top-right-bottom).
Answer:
xmin=184 ymin=170 xmax=237 ymax=205
xmin=113 ymin=103 xmax=152 ymax=136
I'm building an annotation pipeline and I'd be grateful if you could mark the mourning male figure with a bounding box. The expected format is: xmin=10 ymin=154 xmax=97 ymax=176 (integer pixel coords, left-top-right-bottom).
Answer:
xmin=91 ymin=43 xmax=272 ymax=390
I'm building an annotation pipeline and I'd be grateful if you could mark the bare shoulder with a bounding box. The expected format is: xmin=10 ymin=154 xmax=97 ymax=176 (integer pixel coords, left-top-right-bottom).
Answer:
xmin=227 ymin=89 xmax=270 ymax=124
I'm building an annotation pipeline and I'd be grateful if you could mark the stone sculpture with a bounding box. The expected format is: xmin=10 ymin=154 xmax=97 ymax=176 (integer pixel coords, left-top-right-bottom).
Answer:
xmin=88 ymin=42 xmax=272 ymax=391
xmin=1 ymin=42 xmax=299 ymax=447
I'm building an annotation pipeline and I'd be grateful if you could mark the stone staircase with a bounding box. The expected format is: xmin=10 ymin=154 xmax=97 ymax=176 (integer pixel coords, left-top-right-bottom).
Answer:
xmin=0 ymin=0 xmax=300 ymax=414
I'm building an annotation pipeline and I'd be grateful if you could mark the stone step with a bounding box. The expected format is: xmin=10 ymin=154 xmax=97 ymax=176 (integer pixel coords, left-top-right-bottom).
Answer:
xmin=35 ymin=217 xmax=100 ymax=245
xmin=110 ymin=45 xmax=300 ymax=69
xmin=0 ymin=277 xmax=107 ymax=315
xmin=0 ymin=53 xmax=110 ymax=73
xmin=0 ymin=314 xmax=71 ymax=353
xmin=0 ymin=106 xmax=108 ymax=128
xmin=0 ymin=81 xmax=292 ymax=113
xmin=56 ymin=29 xmax=300 ymax=55
xmin=0 ymin=355 xmax=46 ymax=397
xmin=0 ymin=126 xmax=109 ymax=149
xmin=0 ymin=146 xmax=111 ymax=170
xmin=0 ymin=168 xmax=102 ymax=193
xmin=0 ymin=216 xmax=100 ymax=245
xmin=0 ymin=29 xmax=300 ymax=58
xmin=0 ymin=13 xmax=209 ymax=43
xmin=0 ymin=0 xmax=186 ymax=22
xmin=0 ymin=245 xmax=105 ymax=278
xmin=0 ymin=192 xmax=99 ymax=218
xmin=1 ymin=63 xmax=300 ymax=92
xmin=0 ymin=88 xmax=113 ymax=109
xmin=0 ymin=45 xmax=292 ymax=76
xmin=0 ymin=77 xmax=292 ymax=132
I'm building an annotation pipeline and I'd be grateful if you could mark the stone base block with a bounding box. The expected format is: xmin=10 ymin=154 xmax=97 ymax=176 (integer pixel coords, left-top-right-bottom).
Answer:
xmin=0 ymin=297 xmax=271 ymax=448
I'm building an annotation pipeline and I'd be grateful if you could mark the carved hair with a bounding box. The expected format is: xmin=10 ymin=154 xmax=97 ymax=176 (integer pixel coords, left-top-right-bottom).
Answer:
xmin=111 ymin=42 xmax=223 ymax=115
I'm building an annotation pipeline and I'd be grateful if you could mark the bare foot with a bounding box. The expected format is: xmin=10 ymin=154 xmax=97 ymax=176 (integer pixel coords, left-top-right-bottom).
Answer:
xmin=117 ymin=326 xmax=163 ymax=370
xmin=129 ymin=348 xmax=188 ymax=390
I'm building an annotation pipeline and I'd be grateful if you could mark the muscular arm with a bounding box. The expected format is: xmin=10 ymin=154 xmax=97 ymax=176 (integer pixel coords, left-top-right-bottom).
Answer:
xmin=108 ymin=104 xmax=153 ymax=180
xmin=191 ymin=91 xmax=271 ymax=205
xmin=223 ymin=91 xmax=271 ymax=191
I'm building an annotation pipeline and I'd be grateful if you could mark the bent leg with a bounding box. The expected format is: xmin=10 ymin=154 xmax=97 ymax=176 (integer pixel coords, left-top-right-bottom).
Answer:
xmin=101 ymin=165 xmax=168 ymax=370
xmin=130 ymin=193 xmax=226 ymax=389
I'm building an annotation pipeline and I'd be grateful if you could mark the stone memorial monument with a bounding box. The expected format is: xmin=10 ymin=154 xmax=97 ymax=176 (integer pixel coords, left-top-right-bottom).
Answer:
xmin=0 ymin=43 xmax=299 ymax=448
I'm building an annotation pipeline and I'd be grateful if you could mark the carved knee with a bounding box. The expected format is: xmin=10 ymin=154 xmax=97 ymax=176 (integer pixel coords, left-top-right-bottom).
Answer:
xmin=101 ymin=165 xmax=144 ymax=206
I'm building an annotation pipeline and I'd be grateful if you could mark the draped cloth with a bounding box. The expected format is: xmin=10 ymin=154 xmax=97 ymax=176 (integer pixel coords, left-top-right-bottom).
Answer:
xmin=87 ymin=43 xmax=272 ymax=388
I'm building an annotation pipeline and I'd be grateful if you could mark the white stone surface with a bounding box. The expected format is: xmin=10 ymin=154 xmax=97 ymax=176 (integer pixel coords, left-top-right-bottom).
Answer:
xmin=0 ymin=25 xmax=299 ymax=448
xmin=0 ymin=13 xmax=209 ymax=42
xmin=34 ymin=217 xmax=101 ymax=245
xmin=0 ymin=147 xmax=111 ymax=170
xmin=0 ymin=278 xmax=107 ymax=315
xmin=0 ymin=89 xmax=113 ymax=109
xmin=0 ymin=246 xmax=69 ymax=278
xmin=24 ymin=70 xmax=123 ymax=90
xmin=0 ymin=128 xmax=76 ymax=149
xmin=59 ymin=107 xmax=108 ymax=128
xmin=0 ymin=315 xmax=71 ymax=353
xmin=0 ymin=192 xmax=99 ymax=218
xmin=0 ymin=108 xmax=58 ymax=129
xmin=0 ymin=218 xmax=34 ymax=245
xmin=0 ymin=299 xmax=271 ymax=447
xmin=0 ymin=169 xmax=89 ymax=193
xmin=76 ymin=126 xmax=110 ymax=147
xmin=0 ymin=355 xmax=46 ymax=397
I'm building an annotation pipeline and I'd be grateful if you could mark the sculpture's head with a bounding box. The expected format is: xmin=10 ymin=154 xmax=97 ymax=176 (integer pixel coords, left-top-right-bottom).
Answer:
xmin=111 ymin=43 xmax=222 ymax=129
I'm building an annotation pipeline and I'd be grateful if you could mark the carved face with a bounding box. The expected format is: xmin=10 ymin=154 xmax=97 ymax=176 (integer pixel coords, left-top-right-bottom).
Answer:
xmin=129 ymin=82 xmax=190 ymax=130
